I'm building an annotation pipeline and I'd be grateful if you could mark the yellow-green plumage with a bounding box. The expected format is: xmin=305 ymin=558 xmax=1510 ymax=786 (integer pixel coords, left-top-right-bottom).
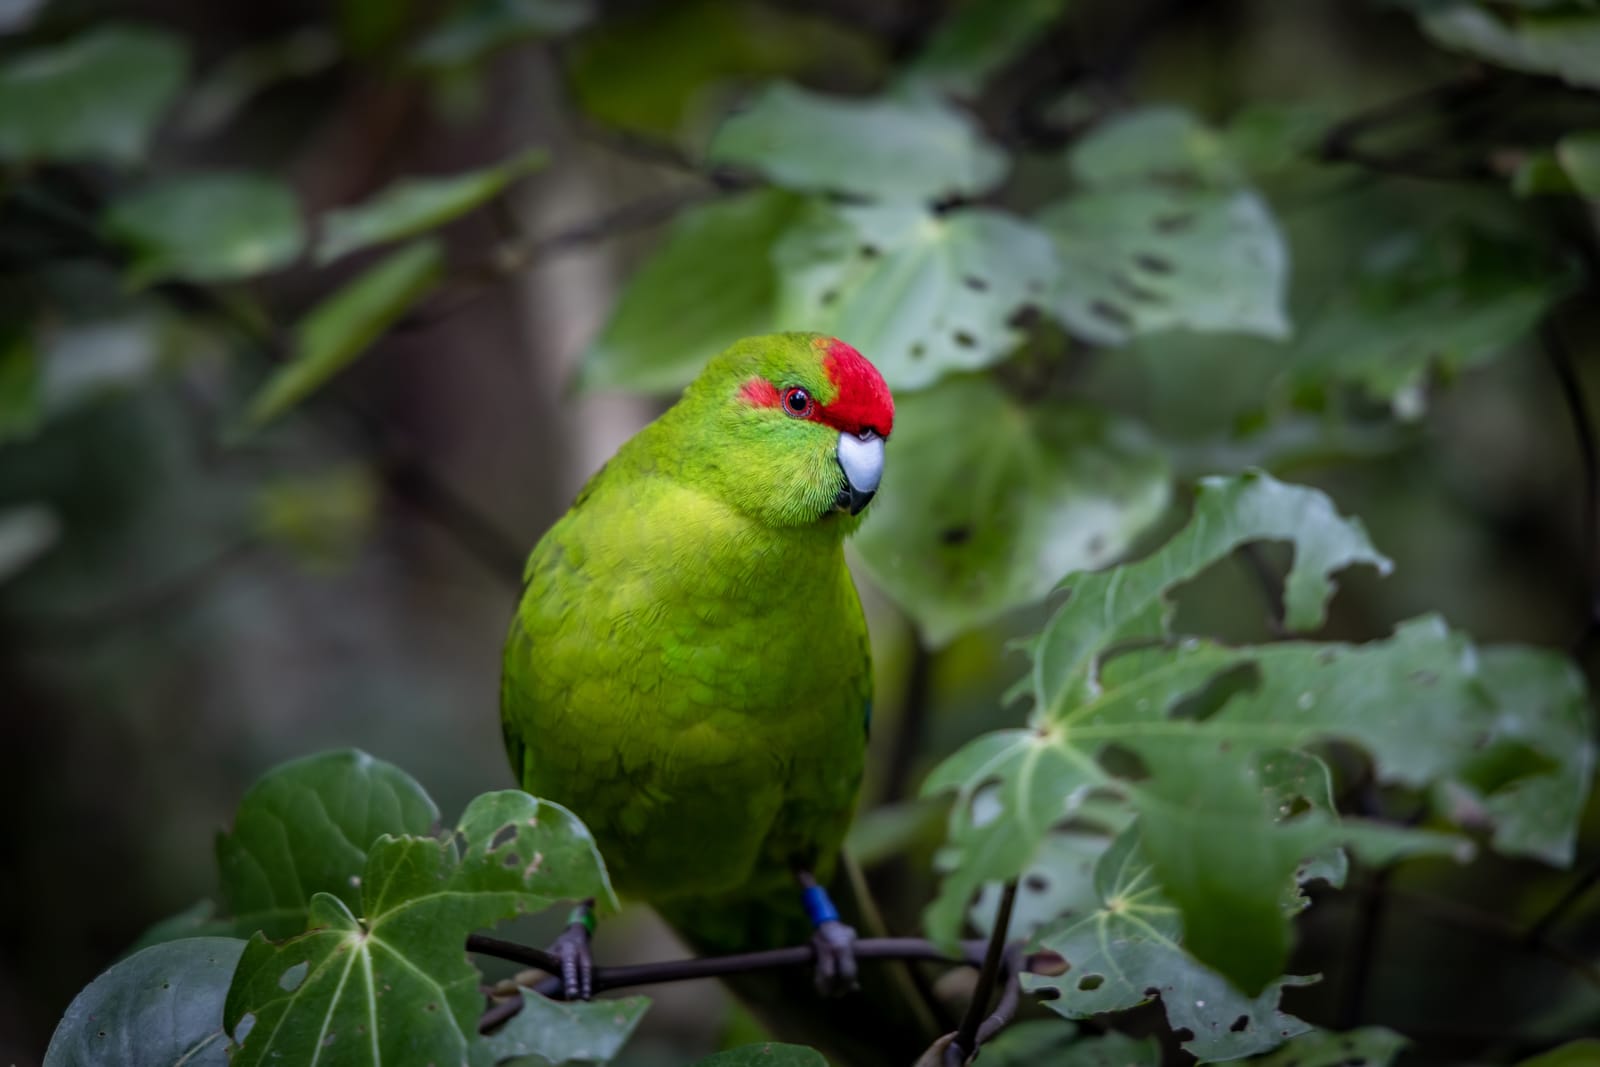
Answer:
xmin=501 ymin=333 xmax=879 ymax=935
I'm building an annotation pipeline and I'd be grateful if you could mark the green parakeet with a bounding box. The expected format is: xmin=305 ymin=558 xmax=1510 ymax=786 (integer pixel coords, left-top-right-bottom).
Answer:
xmin=501 ymin=333 xmax=935 ymax=1061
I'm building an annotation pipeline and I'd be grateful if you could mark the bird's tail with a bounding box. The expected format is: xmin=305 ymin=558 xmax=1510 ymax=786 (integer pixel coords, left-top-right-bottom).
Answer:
xmin=655 ymin=854 xmax=944 ymax=1066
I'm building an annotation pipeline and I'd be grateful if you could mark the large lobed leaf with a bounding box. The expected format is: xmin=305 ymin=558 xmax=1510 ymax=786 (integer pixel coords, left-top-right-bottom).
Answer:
xmin=925 ymin=472 xmax=1593 ymax=1014
xmin=707 ymin=81 xmax=1009 ymax=202
xmin=1418 ymin=4 xmax=1600 ymax=90
xmin=852 ymin=375 xmax=1170 ymax=646
xmin=773 ymin=201 xmax=1057 ymax=390
xmin=578 ymin=190 xmax=804 ymax=393
xmin=224 ymin=789 xmax=614 ymax=1066
xmin=484 ymin=993 xmax=651 ymax=1066
xmin=44 ymin=938 xmax=246 ymax=1067
xmin=216 ymin=749 xmax=440 ymax=940
xmin=1038 ymin=108 xmax=1290 ymax=346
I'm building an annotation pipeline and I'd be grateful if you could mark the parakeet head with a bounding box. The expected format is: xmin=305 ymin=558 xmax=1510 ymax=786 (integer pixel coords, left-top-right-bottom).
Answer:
xmin=670 ymin=333 xmax=894 ymax=529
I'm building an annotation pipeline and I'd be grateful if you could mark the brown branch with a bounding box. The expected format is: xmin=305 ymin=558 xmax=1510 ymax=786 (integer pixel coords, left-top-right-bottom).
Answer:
xmin=947 ymin=879 xmax=1019 ymax=1066
xmin=468 ymin=932 xmax=986 ymax=996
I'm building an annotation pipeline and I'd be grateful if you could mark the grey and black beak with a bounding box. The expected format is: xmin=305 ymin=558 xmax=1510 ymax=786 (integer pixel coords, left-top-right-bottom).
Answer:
xmin=835 ymin=430 xmax=884 ymax=515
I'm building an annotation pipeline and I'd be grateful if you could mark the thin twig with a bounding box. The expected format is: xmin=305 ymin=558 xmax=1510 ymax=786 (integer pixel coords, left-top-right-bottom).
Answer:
xmin=466 ymin=933 xmax=986 ymax=997
xmin=1319 ymin=75 xmax=1499 ymax=182
xmin=477 ymin=994 xmax=525 ymax=1034
xmin=948 ymin=879 xmax=1019 ymax=1065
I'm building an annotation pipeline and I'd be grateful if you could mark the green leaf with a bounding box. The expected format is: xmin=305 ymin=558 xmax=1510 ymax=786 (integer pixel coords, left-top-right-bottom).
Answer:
xmin=1287 ymin=223 xmax=1569 ymax=415
xmin=0 ymin=504 xmax=59 ymax=585
xmin=483 ymin=993 xmax=650 ymax=1065
xmin=216 ymin=749 xmax=440 ymax=941
xmin=1039 ymin=108 xmax=1288 ymax=346
xmin=1250 ymin=1026 xmax=1408 ymax=1067
xmin=773 ymin=202 xmax=1057 ymax=390
xmin=852 ymin=376 xmax=1169 ymax=645
xmin=1025 ymin=827 xmax=1316 ymax=1061
xmin=707 ymin=82 xmax=1009 ymax=202
xmin=224 ymin=790 xmax=613 ymax=1067
xmin=1556 ymin=130 xmax=1600 ymax=197
xmin=1457 ymin=646 xmax=1595 ymax=866
xmin=1419 ymin=6 xmax=1600 ymax=90
xmin=0 ymin=25 xmax=187 ymax=165
xmin=690 ymin=1045 xmax=828 ymax=1067
xmin=922 ymin=472 xmax=1591 ymax=997
xmin=318 ymin=147 xmax=548 ymax=264
xmin=44 ymin=937 xmax=246 ymax=1067
xmin=1518 ymin=1040 xmax=1600 ymax=1067
xmin=243 ymin=239 xmax=443 ymax=429
xmin=578 ymin=190 xmax=803 ymax=393
xmin=0 ymin=327 xmax=40 ymax=442
xmin=411 ymin=0 xmax=594 ymax=71
xmin=975 ymin=1020 xmax=1162 ymax=1067
xmin=901 ymin=0 xmax=1070 ymax=98
xmin=103 ymin=173 xmax=306 ymax=286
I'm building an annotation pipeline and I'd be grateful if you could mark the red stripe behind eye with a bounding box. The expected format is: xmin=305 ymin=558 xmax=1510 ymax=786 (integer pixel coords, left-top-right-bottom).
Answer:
xmin=736 ymin=340 xmax=894 ymax=438
xmin=739 ymin=379 xmax=781 ymax=407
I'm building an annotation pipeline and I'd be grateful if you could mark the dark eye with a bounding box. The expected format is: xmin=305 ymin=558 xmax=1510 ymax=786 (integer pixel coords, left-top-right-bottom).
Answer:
xmin=782 ymin=387 xmax=813 ymax=417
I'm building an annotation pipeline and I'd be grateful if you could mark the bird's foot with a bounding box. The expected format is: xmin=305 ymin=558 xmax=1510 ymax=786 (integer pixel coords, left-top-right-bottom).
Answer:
xmin=547 ymin=912 xmax=594 ymax=1000
xmin=810 ymin=918 xmax=859 ymax=997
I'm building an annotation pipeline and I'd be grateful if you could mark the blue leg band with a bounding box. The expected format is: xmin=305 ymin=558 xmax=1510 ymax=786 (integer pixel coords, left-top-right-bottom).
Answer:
xmin=802 ymin=884 xmax=840 ymax=927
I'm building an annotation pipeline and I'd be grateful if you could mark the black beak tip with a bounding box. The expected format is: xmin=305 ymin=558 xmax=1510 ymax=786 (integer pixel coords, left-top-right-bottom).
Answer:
xmin=836 ymin=485 xmax=876 ymax=515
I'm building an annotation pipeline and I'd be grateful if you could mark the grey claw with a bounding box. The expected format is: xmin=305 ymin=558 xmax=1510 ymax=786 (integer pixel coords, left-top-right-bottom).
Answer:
xmin=549 ymin=922 xmax=593 ymax=1000
xmin=811 ymin=920 xmax=859 ymax=997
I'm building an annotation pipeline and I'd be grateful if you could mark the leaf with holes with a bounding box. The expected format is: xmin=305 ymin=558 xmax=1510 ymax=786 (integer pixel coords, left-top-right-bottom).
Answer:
xmin=484 ymin=992 xmax=650 ymax=1065
xmin=900 ymin=0 xmax=1070 ymax=98
xmin=0 ymin=25 xmax=187 ymax=165
xmin=242 ymin=239 xmax=443 ymax=430
xmin=224 ymin=790 xmax=613 ymax=1067
xmin=852 ymin=375 xmax=1169 ymax=645
xmin=773 ymin=202 xmax=1057 ymax=390
xmin=216 ymin=749 xmax=440 ymax=941
xmin=104 ymin=173 xmax=306 ymax=286
xmin=1038 ymin=108 xmax=1288 ymax=346
xmin=579 ymin=190 xmax=804 ymax=393
xmin=924 ymin=472 xmax=1590 ymax=997
xmin=318 ymin=147 xmax=548 ymax=264
xmin=1024 ymin=827 xmax=1316 ymax=1060
xmin=707 ymin=81 xmax=1008 ymax=202
xmin=1417 ymin=6 xmax=1600 ymax=90
xmin=44 ymin=937 xmax=245 ymax=1067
